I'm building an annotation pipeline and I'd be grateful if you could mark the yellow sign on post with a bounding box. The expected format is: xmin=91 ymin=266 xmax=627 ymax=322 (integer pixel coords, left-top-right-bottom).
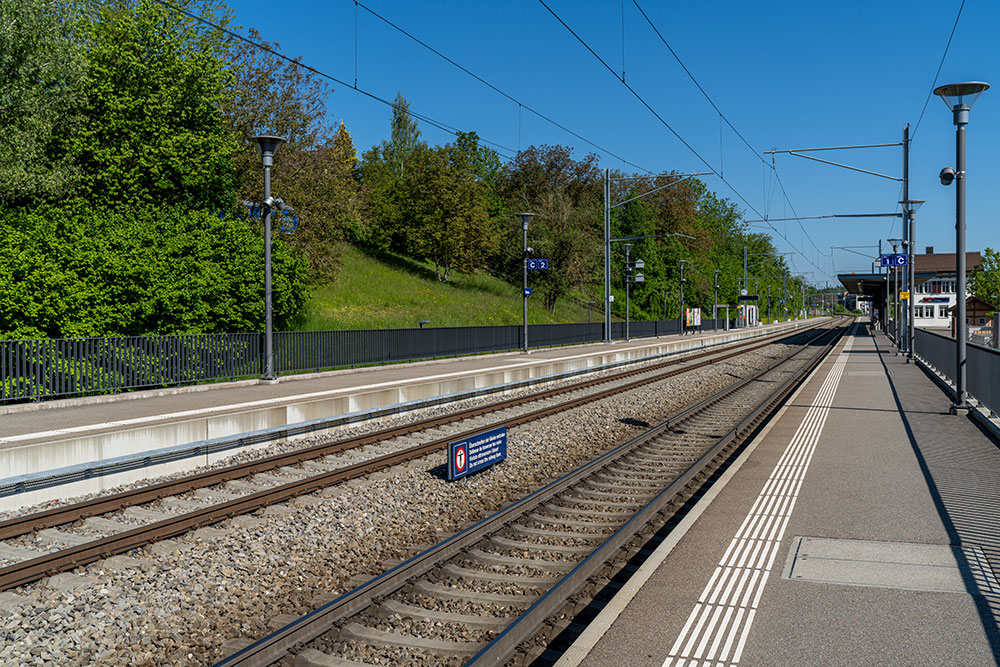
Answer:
xmin=900 ymin=291 xmax=910 ymax=300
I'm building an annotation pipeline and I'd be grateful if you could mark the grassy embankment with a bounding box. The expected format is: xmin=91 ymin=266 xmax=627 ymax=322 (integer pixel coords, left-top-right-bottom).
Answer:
xmin=301 ymin=245 xmax=599 ymax=330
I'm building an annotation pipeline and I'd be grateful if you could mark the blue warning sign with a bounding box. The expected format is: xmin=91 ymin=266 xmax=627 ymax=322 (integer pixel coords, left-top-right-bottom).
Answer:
xmin=447 ymin=426 xmax=508 ymax=481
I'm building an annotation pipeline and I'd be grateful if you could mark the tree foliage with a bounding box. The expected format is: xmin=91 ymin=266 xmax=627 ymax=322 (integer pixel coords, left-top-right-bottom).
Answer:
xmin=0 ymin=205 xmax=308 ymax=338
xmin=970 ymin=247 xmax=1000 ymax=312
xmin=66 ymin=0 xmax=239 ymax=210
xmin=403 ymin=134 xmax=498 ymax=281
xmin=0 ymin=0 xmax=87 ymax=205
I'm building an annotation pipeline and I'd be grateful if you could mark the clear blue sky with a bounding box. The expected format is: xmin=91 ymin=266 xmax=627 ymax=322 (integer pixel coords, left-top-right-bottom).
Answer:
xmin=229 ymin=0 xmax=998 ymax=287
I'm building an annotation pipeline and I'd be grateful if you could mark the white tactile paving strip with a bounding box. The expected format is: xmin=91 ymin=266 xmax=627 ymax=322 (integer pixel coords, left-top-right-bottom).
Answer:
xmin=660 ymin=336 xmax=853 ymax=667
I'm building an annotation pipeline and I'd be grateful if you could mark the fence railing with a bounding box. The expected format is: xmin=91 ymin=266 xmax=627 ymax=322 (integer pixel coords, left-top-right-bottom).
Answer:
xmin=914 ymin=328 xmax=1000 ymax=416
xmin=1 ymin=318 xmax=739 ymax=403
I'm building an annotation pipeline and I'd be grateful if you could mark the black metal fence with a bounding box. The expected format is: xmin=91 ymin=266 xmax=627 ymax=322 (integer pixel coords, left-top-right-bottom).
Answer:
xmin=914 ymin=328 xmax=1000 ymax=416
xmin=2 ymin=317 xmax=731 ymax=403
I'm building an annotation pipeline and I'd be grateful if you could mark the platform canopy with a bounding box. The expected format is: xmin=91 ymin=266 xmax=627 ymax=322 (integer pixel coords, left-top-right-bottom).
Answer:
xmin=838 ymin=271 xmax=936 ymax=298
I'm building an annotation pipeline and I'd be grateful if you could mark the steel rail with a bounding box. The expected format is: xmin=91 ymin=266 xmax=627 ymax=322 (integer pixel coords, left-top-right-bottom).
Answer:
xmin=0 ymin=323 xmax=821 ymax=539
xmin=215 ymin=318 xmax=851 ymax=667
xmin=0 ymin=323 xmax=825 ymax=591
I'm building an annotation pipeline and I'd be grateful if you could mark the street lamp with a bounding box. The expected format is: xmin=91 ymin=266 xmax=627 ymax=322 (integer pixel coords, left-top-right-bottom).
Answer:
xmin=900 ymin=199 xmax=925 ymax=362
xmin=679 ymin=259 xmax=687 ymax=333
xmin=623 ymin=244 xmax=644 ymax=341
xmin=713 ymin=270 xmax=720 ymax=327
xmin=935 ymin=81 xmax=989 ymax=414
xmin=517 ymin=212 xmax=535 ymax=353
xmin=888 ymin=237 xmax=904 ymax=347
xmin=252 ymin=134 xmax=287 ymax=380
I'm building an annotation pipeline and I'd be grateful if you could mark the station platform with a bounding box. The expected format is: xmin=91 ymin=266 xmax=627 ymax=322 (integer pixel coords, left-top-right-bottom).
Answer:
xmin=569 ymin=320 xmax=1000 ymax=666
xmin=0 ymin=320 xmax=809 ymax=510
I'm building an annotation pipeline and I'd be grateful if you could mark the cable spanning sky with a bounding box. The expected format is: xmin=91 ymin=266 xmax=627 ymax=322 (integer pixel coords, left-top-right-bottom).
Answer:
xmin=228 ymin=0 xmax=998 ymax=286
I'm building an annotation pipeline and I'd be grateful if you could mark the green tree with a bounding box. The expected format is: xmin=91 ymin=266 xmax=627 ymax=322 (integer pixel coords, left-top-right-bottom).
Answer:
xmin=970 ymin=247 xmax=1000 ymax=312
xmin=359 ymin=94 xmax=425 ymax=255
xmin=222 ymin=27 xmax=354 ymax=278
xmin=0 ymin=0 xmax=86 ymax=205
xmin=384 ymin=92 xmax=423 ymax=179
xmin=404 ymin=135 xmax=497 ymax=281
xmin=503 ymin=145 xmax=603 ymax=312
xmin=66 ymin=0 xmax=239 ymax=210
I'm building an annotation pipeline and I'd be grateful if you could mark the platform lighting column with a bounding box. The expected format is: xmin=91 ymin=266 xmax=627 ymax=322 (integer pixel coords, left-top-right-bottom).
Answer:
xmin=518 ymin=213 xmax=535 ymax=353
xmin=252 ymin=135 xmax=286 ymax=380
xmin=888 ymin=239 xmax=903 ymax=346
xmin=934 ymin=82 xmax=989 ymax=413
xmin=713 ymin=270 xmax=720 ymax=328
xmin=679 ymin=259 xmax=686 ymax=332
xmin=603 ymin=169 xmax=612 ymax=343
xmin=901 ymin=201 xmax=924 ymax=362
xmin=783 ymin=275 xmax=787 ymax=323
xmin=624 ymin=244 xmax=634 ymax=341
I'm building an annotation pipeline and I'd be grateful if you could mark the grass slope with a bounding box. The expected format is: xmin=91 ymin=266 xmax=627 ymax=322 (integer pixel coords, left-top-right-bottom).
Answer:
xmin=300 ymin=245 xmax=597 ymax=330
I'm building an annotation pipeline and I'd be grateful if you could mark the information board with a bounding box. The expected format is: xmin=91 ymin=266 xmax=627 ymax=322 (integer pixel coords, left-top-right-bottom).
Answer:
xmin=447 ymin=426 xmax=508 ymax=481
xmin=685 ymin=307 xmax=701 ymax=327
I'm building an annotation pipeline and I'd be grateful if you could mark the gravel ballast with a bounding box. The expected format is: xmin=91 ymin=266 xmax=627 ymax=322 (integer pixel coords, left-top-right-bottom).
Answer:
xmin=0 ymin=340 xmax=808 ymax=665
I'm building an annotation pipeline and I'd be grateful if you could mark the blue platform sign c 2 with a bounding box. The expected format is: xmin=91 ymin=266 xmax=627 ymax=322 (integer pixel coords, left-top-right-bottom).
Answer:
xmin=448 ymin=426 xmax=508 ymax=481
xmin=527 ymin=258 xmax=549 ymax=270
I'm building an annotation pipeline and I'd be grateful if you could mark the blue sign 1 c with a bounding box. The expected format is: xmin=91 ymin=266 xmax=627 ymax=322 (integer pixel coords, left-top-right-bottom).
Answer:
xmin=527 ymin=258 xmax=550 ymax=270
xmin=880 ymin=253 xmax=908 ymax=267
xmin=448 ymin=426 xmax=508 ymax=481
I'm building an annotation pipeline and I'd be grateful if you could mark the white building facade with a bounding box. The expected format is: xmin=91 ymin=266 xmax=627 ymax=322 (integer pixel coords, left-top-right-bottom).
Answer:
xmin=911 ymin=249 xmax=981 ymax=330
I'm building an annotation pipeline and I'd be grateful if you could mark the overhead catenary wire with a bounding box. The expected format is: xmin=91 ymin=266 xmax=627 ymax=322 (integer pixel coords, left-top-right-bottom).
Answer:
xmin=627 ymin=0 xmax=828 ymax=271
xmin=537 ymin=1 xmax=768 ymax=218
xmin=151 ymin=0 xmax=519 ymax=159
xmin=911 ymin=0 xmax=967 ymax=141
xmin=355 ymin=1 xmax=655 ymax=174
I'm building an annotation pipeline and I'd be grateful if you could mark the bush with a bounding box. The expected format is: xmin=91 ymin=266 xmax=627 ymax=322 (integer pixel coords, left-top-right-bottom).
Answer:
xmin=0 ymin=205 xmax=308 ymax=338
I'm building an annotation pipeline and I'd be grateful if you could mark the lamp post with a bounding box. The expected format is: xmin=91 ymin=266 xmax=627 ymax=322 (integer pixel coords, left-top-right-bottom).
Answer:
xmin=622 ymin=244 xmax=644 ymax=341
xmin=900 ymin=200 xmax=925 ymax=362
xmin=252 ymin=135 xmax=286 ymax=380
xmin=935 ymin=81 xmax=989 ymax=413
xmin=713 ymin=270 xmax=720 ymax=327
xmin=517 ymin=212 xmax=535 ymax=353
xmin=888 ymin=238 xmax=903 ymax=346
xmin=679 ymin=259 xmax=686 ymax=333
xmin=587 ymin=300 xmax=595 ymax=324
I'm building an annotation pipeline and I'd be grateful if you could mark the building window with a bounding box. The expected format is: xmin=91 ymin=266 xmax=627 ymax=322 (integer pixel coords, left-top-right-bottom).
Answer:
xmin=979 ymin=317 xmax=986 ymax=326
xmin=938 ymin=305 xmax=947 ymax=318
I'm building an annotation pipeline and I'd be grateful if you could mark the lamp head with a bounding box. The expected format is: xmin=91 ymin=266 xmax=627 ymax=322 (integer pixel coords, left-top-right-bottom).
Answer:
xmin=939 ymin=167 xmax=956 ymax=186
xmin=252 ymin=135 xmax=287 ymax=167
xmin=516 ymin=212 xmax=535 ymax=230
xmin=934 ymin=81 xmax=990 ymax=110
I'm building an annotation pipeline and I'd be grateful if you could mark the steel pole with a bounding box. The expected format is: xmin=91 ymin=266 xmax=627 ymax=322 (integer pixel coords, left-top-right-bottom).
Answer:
xmin=603 ymin=169 xmax=611 ymax=342
xmin=679 ymin=260 xmax=685 ymax=333
xmin=953 ymin=105 xmax=969 ymax=412
xmin=908 ymin=210 xmax=916 ymax=361
xmin=263 ymin=161 xmax=274 ymax=380
xmin=901 ymin=125 xmax=909 ymax=352
xmin=713 ymin=270 xmax=719 ymax=328
xmin=522 ymin=219 xmax=528 ymax=353
xmin=624 ymin=244 xmax=631 ymax=341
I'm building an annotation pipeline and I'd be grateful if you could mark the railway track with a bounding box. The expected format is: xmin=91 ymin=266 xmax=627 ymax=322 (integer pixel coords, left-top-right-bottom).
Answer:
xmin=216 ymin=318 xmax=852 ymax=667
xmin=0 ymin=322 xmax=825 ymax=592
